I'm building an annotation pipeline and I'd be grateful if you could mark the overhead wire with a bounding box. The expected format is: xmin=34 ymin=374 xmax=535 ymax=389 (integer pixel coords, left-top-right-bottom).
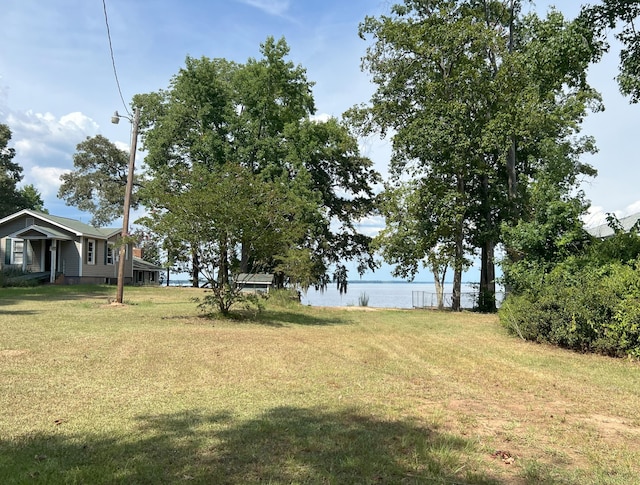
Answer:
xmin=102 ymin=0 xmax=131 ymax=117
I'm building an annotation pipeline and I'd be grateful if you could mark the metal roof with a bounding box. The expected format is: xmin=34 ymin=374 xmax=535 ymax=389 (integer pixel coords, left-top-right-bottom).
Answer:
xmin=586 ymin=212 xmax=640 ymax=238
xmin=9 ymin=224 xmax=74 ymax=240
xmin=133 ymin=257 xmax=164 ymax=271
xmin=0 ymin=210 xmax=120 ymax=239
xmin=236 ymin=273 xmax=274 ymax=284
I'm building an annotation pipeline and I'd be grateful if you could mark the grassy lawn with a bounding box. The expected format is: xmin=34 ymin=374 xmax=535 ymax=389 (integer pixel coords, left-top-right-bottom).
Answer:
xmin=1 ymin=285 xmax=639 ymax=484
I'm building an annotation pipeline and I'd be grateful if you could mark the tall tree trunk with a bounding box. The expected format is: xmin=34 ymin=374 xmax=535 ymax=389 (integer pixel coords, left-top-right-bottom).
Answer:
xmin=240 ymin=239 xmax=250 ymax=274
xmin=479 ymin=173 xmax=497 ymax=312
xmin=503 ymin=0 xmax=519 ymax=301
xmin=219 ymin=237 xmax=230 ymax=286
xmin=452 ymin=241 xmax=463 ymax=312
xmin=507 ymin=0 xmax=518 ymax=208
xmin=191 ymin=248 xmax=199 ymax=288
xmin=452 ymin=175 xmax=465 ymax=312
xmin=432 ymin=267 xmax=445 ymax=310
xmin=428 ymin=250 xmax=447 ymax=310
xmin=507 ymin=140 xmax=517 ymax=203
xmin=479 ymin=240 xmax=496 ymax=312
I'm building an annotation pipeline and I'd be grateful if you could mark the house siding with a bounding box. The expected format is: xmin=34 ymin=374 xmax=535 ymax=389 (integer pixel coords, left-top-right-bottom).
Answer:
xmin=1 ymin=214 xmax=76 ymax=238
xmin=1 ymin=237 xmax=10 ymax=267
xmin=0 ymin=216 xmax=31 ymax=269
xmin=60 ymin=240 xmax=81 ymax=277
xmin=82 ymin=237 xmax=107 ymax=278
xmin=0 ymin=237 xmax=40 ymax=271
xmin=1 ymin=214 xmax=80 ymax=273
xmin=1 ymin=211 xmax=136 ymax=285
xmin=0 ymin=216 xmax=32 ymax=238
xmin=126 ymin=245 xmax=133 ymax=281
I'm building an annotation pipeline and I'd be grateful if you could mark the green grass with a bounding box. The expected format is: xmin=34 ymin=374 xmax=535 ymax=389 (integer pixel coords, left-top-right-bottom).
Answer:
xmin=1 ymin=285 xmax=639 ymax=484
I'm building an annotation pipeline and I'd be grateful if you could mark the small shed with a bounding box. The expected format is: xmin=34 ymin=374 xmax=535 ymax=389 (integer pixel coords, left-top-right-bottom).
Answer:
xmin=235 ymin=273 xmax=274 ymax=294
xmin=133 ymin=257 xmax=163 ymax=285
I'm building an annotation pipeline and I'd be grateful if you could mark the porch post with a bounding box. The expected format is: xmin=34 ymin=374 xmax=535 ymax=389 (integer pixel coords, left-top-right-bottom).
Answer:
xmin=50 ymin=240 xmax=57 ymax=284
xmin=40 ymin=241 xmax=46 ymax=272
xmin=22 ymin=240 xmax=27 ymax=272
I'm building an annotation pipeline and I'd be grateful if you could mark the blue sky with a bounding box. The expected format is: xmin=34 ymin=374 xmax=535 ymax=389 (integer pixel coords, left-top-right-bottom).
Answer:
xmin=1 ymin=0 xmax=638 ymax=281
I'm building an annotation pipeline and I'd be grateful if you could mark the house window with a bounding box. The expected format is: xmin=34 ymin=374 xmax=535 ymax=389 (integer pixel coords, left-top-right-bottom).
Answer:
xmin=10 ymin=239 xmax=32 ymax=266
xmin=106 ymin=245 xmax=114 ymax=265
xmin=113 ymin=244 xmax=130 ymax=261
xmin=13 ymin=240 xmax=24 ymax=265
xmin=86 ymin=239 xmax=95 ymax=265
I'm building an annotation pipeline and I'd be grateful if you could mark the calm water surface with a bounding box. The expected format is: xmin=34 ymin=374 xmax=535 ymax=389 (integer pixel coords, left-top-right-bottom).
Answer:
xmin=169 ymin=280 xmax=497 ymax=309
xmin=301 ymin=282 xmax=486 ymax=309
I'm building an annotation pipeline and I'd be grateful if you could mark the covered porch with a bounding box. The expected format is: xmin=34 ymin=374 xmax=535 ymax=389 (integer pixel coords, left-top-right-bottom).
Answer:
xmin=7 ymin=225 xmax=73 ymax=284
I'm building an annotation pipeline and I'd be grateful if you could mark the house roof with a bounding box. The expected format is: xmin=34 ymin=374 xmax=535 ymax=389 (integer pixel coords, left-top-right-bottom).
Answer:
xmin=0 ymin=209 xmax=120 ymax=239
xmin=586 ymin=212 xmax=640 ymax=239
xmin=133 ymin=256 xmax=164 ymax=272
xmin=9 ymin=224 xmax=74 ymax=240
xmin=236 ymin=273 xmax=274 ymax=284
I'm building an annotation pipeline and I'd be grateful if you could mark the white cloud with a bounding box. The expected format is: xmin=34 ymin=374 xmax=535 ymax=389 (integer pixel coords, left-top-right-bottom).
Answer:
xmin=59 ymin=112 xmax=99 ymax=133
xmin=584 ymin=200 xmax=640 ymax=229
xmin=355 ymin=215 xmax=385 ymax=238
xmin=26 ymin=166 xmax=70 ymax=198
xmin=7 ymin=110 xmax=98 ymax=159
xmin=237 ymin=0 xmax=290 ymax=16
xmin=3 ymin=109 xmax=100 ymax=211
xmin=310 ymin=113 xmax=331 ymax=123
xmin=624 ymin=200 xmax=640 ymax=216
xmin=114 ymin=141 xmax=130 ymax=153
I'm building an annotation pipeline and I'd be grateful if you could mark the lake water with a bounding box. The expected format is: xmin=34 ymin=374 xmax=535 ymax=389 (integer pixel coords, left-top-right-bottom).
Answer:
xmin=300 ymin=282 xmax=491 ymax=309
xmin=169 ymin=280 xmax=500 ymax=309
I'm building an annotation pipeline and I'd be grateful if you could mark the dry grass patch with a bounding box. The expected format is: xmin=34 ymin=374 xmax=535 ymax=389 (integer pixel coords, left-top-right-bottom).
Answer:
xmin=1 ymin=285 xmax=639 ymax=484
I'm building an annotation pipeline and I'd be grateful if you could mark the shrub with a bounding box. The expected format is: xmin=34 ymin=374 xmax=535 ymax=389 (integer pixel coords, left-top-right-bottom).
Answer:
xmin=358 ymin=291 xmax=369 ymax=307
xmin=499 ymin=259 xmax=640 ymax=357
xmin=266 ymin=288 xmax=301 ymax=308
xmin=193 ymin=283 xmax=264 ymax=318
xmin=0 ymin=267 xmax=37 ymax=288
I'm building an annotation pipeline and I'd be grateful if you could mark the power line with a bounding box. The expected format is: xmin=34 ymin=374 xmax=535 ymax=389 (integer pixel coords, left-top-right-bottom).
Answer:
xmin=102 ymin=0 xmax=131 ymax=117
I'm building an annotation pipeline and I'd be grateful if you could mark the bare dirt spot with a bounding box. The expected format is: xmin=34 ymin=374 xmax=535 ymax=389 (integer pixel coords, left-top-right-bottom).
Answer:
xmin=317 ymin=305 xmax=409 ymax=312
xmin=341 ymin=306 xmax=384 ymax=312
xmin=585 ymin=414 xmax=640 ymax=437
xmin=0 ymin=349 xmax=28 ymax=357
xmin=100 ymin=301 xmax=127 ymax=308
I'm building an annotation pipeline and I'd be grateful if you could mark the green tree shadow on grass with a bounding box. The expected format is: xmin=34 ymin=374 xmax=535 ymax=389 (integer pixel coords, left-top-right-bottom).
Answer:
xmin=0 ymin=284 xmax=114 ymax=308
xmin=257 ymin=310 xmax=353 ymax=327
xmin=210 ymin=309 xmax=353 ymax=327
xmin=1 ymin=407 xmax=504 ymax=484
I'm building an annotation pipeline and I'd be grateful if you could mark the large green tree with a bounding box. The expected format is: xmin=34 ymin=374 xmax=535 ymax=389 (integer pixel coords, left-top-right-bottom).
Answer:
xmin=58 ymin=134 xmax=139 ymax=227
xmin=136 ymin=37 xmax=379 ymax=293
xmin=352 ymin=0 xmax=600 ymax=310
xmin=374 ymin=180 xmax=463 ymax=309
xmin=139 ymin=163 xmax=312 ymax=314
xmin=352 ymin=0 xmax=500 ymax=310
xmin=580 ymin=0 xmax=640 ymax=102
xmin=1 ymin=123 xmax=46 ymax=218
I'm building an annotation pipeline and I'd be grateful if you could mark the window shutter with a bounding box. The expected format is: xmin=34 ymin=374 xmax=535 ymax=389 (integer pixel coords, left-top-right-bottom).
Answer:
xmin=4 ymin=239 xmax=11 ymax=265
xmin=104 ymin=241 xmax=108 ymax=265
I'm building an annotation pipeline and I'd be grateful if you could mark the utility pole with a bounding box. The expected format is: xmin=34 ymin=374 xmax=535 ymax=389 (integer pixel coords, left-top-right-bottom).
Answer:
xmin=113 ymin=107 xmax=140 ymax=304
